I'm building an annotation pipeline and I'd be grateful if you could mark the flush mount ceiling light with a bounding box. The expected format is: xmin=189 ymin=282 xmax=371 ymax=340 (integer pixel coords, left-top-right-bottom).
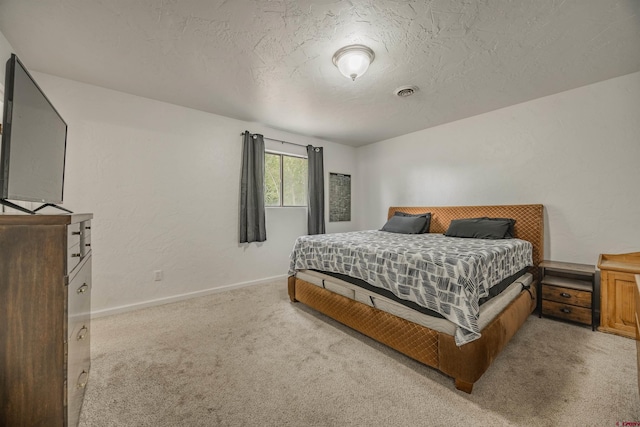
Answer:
xmin=332 ymin=44 xmax=375 ymax=81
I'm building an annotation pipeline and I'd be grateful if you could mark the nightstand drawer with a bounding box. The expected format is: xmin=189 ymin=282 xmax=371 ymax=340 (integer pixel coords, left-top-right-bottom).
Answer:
xmin=542 ymin=300 xmax=591 ymax=324
xmin=541 ymin=284 xmax=591 ymax=308
xmin=539 ymin=260 xmax=596 ymax=330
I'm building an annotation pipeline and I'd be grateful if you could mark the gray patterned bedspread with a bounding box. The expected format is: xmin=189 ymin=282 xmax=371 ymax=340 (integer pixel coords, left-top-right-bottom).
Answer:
xmin=288 ymin=231 xmax=533 ymax=345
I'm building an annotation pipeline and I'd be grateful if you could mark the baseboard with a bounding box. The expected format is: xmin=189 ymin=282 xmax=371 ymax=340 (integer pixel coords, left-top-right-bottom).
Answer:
xmin=90 ymin=274 xmax=288 ymax=318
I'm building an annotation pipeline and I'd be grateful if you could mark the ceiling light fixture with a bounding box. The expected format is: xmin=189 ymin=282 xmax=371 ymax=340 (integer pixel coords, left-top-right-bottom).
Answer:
xmin=332 ymin=44 xmax=375 ymax=81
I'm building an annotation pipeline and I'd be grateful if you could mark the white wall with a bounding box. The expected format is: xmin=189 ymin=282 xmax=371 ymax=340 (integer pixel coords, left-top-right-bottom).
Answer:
xmin=29 ymin=73 xmax=357 ymax=315
xmin=0 ymin=31 xmax=12 ymax=84
xmin=0 ymin=31 xmax=13 ymax=126
xmin=357 ymin=72 xmax=640 ymax=265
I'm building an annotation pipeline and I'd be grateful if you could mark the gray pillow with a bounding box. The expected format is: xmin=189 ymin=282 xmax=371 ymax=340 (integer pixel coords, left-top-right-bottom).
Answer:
xmin=444 ymin=218 xmax=512 ymax=239
xmin=393 ymin=211 xmax=432 ymax=233
xmin=467 ymin=217 xmax=516 ymax=238
xmin=380 ymin=215 xmax=428 ymax=234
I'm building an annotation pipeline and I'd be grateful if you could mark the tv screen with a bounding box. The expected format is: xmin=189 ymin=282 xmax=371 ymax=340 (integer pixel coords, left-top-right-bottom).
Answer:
xmin=1 ymin=54 xmax=67 ymax=207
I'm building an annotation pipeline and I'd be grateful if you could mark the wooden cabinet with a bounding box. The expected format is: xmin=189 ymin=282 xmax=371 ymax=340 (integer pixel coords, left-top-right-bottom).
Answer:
xmin=539 ymin=260 xmax=596 ymax=329
xmin=635 ymin=275 xmax=640 ymax=397
xmin=598 ymin=252 xmax=640 ymax=339
xmin=0 ymin=213 xmax=93 ymax=427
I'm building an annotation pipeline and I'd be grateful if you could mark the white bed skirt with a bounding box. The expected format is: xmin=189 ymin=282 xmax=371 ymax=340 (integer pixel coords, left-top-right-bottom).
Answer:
xmin=295 ymin=270 xmax=533 ymax=336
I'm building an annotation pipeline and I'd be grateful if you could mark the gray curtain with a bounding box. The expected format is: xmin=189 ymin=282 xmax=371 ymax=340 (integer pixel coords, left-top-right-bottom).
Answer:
xmin=239 ymin=131 xmax=266 ymax=243
xmin=306 ymin=145 xmax=325 ymax=235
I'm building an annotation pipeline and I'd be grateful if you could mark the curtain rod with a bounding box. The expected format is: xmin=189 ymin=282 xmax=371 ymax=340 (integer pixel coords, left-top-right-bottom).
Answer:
xmin=241 ymin=132 xmax=308 ymax=148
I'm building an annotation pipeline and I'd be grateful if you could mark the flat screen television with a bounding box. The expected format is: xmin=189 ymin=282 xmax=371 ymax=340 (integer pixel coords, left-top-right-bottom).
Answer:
xmin=0 ymin=53 xmax=70 ymax=214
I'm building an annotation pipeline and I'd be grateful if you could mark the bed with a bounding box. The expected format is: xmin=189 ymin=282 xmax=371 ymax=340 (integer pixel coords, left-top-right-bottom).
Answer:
xmin=287 ymin=204 xmax=544 ymax=393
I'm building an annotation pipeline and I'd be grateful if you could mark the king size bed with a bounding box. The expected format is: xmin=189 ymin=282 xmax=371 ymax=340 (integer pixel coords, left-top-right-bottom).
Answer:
xmin=287 ymin=204 xmax=543 ymax=393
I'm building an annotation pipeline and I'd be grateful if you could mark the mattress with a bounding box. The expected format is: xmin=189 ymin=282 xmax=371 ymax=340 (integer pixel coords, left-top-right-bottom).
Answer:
xmin=296 ymin=269 xmax=533 ymax=336
xmin=289 ymin=230 xmax=533 ymax=345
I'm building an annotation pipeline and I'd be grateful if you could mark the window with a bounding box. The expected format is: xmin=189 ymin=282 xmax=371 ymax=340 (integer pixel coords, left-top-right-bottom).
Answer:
xmin=265 ymin=152 xmax=307 ymax=207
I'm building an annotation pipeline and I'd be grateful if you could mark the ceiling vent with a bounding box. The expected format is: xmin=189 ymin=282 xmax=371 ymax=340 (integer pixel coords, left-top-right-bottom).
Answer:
xmin=395 ymin=85 xmax=418 ymax=97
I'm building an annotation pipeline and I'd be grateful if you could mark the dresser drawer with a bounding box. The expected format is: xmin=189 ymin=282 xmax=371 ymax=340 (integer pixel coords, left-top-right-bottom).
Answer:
xmin=542 ymin=300 xmax=591 ymax=325
xmin=68 ymin=257 xmax=91 ymax=339
xmin=67 ymin=222 xmax=81 ymax=248
xmin=67 ymin=243 xmax=82 ymax=274
xmin=67 ymin=308 xmax=90 ymax=427
xmin=68 ymin=220 xmax=93 ymax=275
xmin=541 ymin=284 xmax=591 ymax=308
xmin=81 ymin=220 xmax=92 ymax=257
xmin=68 ymin=316 xmax=90 ymax=362
xmin=67 ymin=364 xmax=90 ymax=427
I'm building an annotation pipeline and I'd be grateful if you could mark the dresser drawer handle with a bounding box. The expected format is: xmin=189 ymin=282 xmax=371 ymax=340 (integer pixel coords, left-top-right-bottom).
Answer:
xmin=77 ymin=326 xmax=88 ymax=341
xmin=560 ymin=292 xmax=571 ymax=298
xmin=77 ymin=370 xmax=89 ymax=389
xmin=71 ymin=253 xmax=81 ymax=258
xmin=77 ymin=283 xmax=89 ymax=294
xmin=72 ymin=231 xmax=81 ymax=235
xmin=85 ymin=243 xmax=91 ymax=247
xmin=85 ymin=226 xmax=91 ymax=230
xmin=561 ymin=308 xmax=571 ymax=314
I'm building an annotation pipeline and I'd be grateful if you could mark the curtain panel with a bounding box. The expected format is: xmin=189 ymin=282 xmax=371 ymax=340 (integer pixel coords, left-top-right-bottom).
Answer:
xmin=307 ymin=145 xmax=325 ymax=235
xmin=239 ymin=131 xmax=267 ymax=243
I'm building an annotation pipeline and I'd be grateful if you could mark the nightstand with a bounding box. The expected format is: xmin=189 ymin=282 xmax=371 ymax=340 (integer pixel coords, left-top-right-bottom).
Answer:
xmin=539 ymin=260 xmax=597 ymax=330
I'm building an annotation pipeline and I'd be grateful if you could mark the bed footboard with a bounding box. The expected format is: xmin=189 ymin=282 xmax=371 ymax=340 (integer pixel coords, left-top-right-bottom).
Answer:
xmin=288 ymin=275 xmax=297 ymax=302
xmin=438 ymin=284 xmax=536 ymax=392
xmin=291 ymin=276 xmax=440 ymax=369
xmin=288 ymin=275 xmax=536 ymax=393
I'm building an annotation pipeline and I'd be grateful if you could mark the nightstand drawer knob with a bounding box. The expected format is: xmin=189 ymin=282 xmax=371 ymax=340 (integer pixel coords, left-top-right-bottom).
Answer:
xmin=561 ymin=308 xmax=571 ymax=314
xmin=560 ymin=292 xmax=571 ymax=298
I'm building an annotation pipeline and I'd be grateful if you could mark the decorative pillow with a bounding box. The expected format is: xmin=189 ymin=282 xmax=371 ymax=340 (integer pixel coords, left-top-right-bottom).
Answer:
xmin=444 ymin=218 xmax=513 ymax=239
xmin=380 ymin=215 xmax=428 ymax=234
xmin=393 ymin=211 xmax=432 ymax=233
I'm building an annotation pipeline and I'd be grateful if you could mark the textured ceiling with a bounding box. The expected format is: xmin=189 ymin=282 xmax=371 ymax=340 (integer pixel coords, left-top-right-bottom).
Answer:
xmin=0 ymin=0 xmax=639 ymax=147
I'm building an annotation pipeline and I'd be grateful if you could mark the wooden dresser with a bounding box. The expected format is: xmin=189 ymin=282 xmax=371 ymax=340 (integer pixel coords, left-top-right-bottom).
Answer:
xmin=598 ymin=252 xmax=640 ymax=339
xmin=635 ymin=275 xmax=640 ymax=397
xmin=0 ymin=213 xmax=93 ymax=427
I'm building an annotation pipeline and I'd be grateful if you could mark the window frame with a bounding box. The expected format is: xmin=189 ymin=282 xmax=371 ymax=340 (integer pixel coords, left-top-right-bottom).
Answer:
xmin=264 ymin=150 xmax=308 ymax=208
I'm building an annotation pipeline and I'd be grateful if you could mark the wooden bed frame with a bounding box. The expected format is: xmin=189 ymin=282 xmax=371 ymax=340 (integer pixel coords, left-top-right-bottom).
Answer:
xmin=288 ymin=204 xmax=544 ymax=393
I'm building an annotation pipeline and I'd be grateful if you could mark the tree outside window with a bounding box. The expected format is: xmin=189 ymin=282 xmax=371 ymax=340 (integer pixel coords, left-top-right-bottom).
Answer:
xmin=265 ymin=152 xmax=307 ymax=207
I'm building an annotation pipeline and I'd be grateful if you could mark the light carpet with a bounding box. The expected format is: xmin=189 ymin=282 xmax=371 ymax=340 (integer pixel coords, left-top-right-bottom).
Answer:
xmin=79 ymin=280 xmax=640 ymax=426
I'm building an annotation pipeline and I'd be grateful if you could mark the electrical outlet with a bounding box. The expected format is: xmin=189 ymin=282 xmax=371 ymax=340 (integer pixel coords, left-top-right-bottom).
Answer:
xmin=153 ymin=270 xmax=163 ymax=281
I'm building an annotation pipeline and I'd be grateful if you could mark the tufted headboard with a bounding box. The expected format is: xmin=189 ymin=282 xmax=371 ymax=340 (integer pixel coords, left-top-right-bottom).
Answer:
xmin=388 ymin=204 xmax=544 ymax=279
